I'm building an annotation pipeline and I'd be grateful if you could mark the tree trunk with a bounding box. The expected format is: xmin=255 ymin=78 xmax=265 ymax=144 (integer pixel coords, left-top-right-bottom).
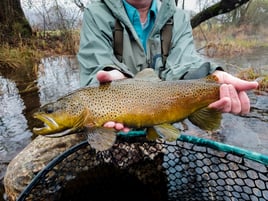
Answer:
xmin=0 ymin=0 xmax=32 ymax=43
xmin=190 ymin=0 xmax=250 ymax=28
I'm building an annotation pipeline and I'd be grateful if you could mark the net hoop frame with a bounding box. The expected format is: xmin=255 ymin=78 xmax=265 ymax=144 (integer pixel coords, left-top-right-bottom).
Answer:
xmin=16 ymin=132 xmax=268 ymax=201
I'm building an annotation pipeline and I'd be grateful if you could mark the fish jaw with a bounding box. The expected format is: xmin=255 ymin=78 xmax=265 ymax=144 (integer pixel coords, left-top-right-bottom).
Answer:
xmin=33 ymin=112 xmax=72 ymax=136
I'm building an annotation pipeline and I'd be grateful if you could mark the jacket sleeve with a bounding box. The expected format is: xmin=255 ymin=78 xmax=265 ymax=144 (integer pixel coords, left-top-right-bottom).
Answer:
xmin=77 ymin=5 xmax=132 ymax=86
xmin=160 ymin=10 xmax=222 ymax=81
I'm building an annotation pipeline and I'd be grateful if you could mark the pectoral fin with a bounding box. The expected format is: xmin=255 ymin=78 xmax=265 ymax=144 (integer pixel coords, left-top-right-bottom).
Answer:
xmin=153 ymin=123 xmax=180 ymax=142
xmin=188 ymin=107 xmax=222 ymax=131
xmin=73 ymin=109 xmax=89 ymax=129
xmin=85 ymin=127 xmax=117 ymax=151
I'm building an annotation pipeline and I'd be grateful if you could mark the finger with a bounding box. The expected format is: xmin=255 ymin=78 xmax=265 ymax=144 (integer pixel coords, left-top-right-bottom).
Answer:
xmin=103 ymin=121 xmax=130 ymax=132
xmin=239 ymin=91 xmax=250 ymax=114
xmin=114 ymin=123 xmax=124 ymax=130
xmin=219 ymin=84 xmax=232 ymax=113
xmin=96 ymin=70 xmax=126 ymax=83
xmin=208 ymin=84 xmax=231 ymax=112
xmin=103 ymin=121 xmax=116 ymax=128
xmin=228 ymin=84 xmax=241 ymax=114
xmin=115 ymin=123 xmax=131 ymax=132
xmin=208 ymin=97 xmax=230 ymax=112
xmin=214 ymin=71 xmax=259 ymax=91
xmin=96 ymin=70 xmax=112 ymax=83
xmin=122 ymin=127 xmax=131 ymax=133
xmin=230 ymin=79 xmax=258 ymax=92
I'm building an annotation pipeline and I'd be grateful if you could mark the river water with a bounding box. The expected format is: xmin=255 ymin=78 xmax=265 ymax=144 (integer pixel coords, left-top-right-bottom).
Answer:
xmin=0 ymin=49 xmax=268 ymax=200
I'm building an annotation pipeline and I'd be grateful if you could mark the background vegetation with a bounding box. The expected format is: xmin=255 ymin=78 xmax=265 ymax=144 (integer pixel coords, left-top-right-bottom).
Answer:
xmin=0 ymin=0 xmax=267 ymax=84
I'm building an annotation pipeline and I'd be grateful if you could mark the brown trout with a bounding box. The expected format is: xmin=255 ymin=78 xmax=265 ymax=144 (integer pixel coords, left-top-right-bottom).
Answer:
xmin=33 ymin=69 xmax=222 ymax=151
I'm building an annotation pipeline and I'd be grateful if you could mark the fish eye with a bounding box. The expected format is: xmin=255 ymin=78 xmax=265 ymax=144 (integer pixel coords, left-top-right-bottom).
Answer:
xmin=46 ymin=107 xmax=54 ymax=114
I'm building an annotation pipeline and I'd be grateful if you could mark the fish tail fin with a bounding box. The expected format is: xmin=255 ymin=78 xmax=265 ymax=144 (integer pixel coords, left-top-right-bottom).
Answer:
xmin=188 ymin=107 xmax=222 ymax=131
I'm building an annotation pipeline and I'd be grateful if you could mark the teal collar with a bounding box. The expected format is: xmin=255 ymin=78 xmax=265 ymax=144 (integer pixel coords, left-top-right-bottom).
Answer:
xmin=122 ymin=0 xmax=157 ymax=24
xmin=122 ymin=0 xmax=157 ymax=52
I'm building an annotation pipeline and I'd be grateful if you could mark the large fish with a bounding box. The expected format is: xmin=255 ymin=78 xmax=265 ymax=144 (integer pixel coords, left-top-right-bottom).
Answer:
xmin=33 ymin=69 xmax=222 ymax=151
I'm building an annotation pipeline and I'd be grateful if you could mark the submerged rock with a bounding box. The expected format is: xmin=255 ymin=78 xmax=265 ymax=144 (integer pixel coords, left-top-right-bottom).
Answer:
xmin=4 ymin=135 xmax=85 ymax=201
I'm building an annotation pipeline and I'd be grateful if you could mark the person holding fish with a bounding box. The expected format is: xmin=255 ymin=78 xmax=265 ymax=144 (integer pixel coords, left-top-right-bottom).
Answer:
xmin=77 ymin=0 xmax=258 ymax=133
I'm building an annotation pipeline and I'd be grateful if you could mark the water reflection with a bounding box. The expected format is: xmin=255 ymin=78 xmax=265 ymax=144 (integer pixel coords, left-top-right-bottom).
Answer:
xmin=0 ymin=56 xmax=80 ymax=168
xmin=0 ymin=56 xmax=80 ymax=198
xmin=0 ymin=77 xmax=32 ymax=179
xmin=37 ymin=56 xmax=79 ymax=105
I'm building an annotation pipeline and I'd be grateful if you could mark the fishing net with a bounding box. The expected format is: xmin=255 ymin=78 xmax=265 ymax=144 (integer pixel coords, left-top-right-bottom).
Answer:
xmin=17 ymin=132 xmax=268 ymax=201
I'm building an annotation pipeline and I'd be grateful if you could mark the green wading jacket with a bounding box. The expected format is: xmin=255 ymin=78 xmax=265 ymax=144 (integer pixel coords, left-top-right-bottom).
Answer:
xmin=77 ymin=0 xmax=221 ymax=86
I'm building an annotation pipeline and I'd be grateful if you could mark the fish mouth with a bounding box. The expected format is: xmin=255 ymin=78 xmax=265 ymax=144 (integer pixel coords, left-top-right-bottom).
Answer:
xmin=33 ymin=113 xmax=72 ymax=137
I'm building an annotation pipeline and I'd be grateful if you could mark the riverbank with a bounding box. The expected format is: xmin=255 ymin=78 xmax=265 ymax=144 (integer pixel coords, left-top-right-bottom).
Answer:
xmin=193 ymin=24 xmax=268 ymax=58
xmin=192 ymin=24 xmax=268 ymax=92
xmin=0 ymin=30 xmax=79 ymax=76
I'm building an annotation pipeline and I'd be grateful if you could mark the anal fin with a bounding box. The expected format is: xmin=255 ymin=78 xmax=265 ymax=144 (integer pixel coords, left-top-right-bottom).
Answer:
xmin=146 ymin=127 xmax=160 ymax=141
xmin=153 ymin=123 xmax=180 ymax=142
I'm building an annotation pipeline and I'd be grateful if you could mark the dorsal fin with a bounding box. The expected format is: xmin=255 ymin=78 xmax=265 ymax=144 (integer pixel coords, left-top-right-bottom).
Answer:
xmin=134 ymin=68 xmax=161 ymax=81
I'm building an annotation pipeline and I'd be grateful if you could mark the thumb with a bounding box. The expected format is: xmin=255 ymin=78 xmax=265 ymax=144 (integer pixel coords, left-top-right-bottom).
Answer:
xmin=96 ymin=70 xmax=126 ymax=83
xmin=213 ymin=71 xmax=259 ymax=91
xmin=96 ymin=70 xmax=112 ymax=83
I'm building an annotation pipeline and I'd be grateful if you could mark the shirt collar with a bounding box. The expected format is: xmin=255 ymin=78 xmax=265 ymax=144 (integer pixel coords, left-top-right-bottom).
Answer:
xmin=122 ymin=0 xmax=157 ymax=24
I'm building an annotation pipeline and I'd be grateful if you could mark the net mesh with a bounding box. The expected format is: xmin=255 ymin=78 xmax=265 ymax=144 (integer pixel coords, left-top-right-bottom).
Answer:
xmin=17 ymin=133 xmax=268 ymax=201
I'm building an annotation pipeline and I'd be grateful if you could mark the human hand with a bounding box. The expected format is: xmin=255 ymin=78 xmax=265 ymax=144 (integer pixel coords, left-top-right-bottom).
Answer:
xmin=96 ymin=69 xmax=130 ymax=132
xmin=96 ymin=69 xmax=126 ymax=83
xmin=209 ymin=70 xmax=259 ymax=114
xmin=103 ymin=121 xmax=131 ymax=133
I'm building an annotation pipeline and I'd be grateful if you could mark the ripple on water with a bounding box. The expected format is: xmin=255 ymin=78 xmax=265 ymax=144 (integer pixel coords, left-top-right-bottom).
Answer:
xmin=0 ymin=76 xmax=32 ymax=179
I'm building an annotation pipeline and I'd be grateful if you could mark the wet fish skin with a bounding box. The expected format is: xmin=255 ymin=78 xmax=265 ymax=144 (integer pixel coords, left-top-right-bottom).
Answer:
xmin=33 ymin=69 xmax=222 ymax=151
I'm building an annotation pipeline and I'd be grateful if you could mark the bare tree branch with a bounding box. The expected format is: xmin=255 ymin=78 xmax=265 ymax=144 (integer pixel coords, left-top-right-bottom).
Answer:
xmin=74 ymin=0 xmax=85 ymax=11
xmin=190 ymin=0 xmax=250 ymax=28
